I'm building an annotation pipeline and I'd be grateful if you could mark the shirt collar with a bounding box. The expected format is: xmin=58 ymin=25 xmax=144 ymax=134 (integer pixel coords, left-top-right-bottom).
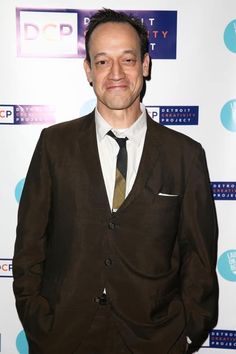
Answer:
xmin=95 ymin=103 xmax=147 ymax=146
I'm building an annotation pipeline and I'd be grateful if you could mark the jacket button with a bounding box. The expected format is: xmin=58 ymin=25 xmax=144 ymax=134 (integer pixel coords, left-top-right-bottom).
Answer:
xmin=94 ymin=296 xmax=100 ymax=304
xmin=94 ymin=294 xmax=107 ymax=305
xmin=104 ymin=258 xmax=112 ymax=267
xmin=108 ymin=222 xmax=115 ymax=230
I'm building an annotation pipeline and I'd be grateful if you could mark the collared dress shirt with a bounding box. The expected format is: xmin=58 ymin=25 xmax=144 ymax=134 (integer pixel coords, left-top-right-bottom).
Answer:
xmin=95 ymin=104 xmax=147 ymax=211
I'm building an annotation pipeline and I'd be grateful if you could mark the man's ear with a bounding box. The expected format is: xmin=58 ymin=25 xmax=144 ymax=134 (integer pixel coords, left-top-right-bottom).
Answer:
xmin=142 ymin=53 xmax=150 ymax=78
xmin=83 ymin=59 xmax=93 ymax=84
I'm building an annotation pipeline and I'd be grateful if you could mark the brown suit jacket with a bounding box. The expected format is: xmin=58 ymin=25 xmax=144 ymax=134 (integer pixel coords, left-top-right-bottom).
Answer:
xmin=13 ymin=112 xmax=218 ymax=354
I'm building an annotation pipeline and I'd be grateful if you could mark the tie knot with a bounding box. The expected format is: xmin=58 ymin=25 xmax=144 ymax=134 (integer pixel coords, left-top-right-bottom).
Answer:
xmin=107 ymin=130 xmax=128 ymax=148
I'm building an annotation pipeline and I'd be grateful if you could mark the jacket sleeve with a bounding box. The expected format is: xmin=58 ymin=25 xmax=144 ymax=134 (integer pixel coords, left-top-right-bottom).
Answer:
xmin=12 ymin=129 xmax=53 ymax=333
xmin=179 ymin=145 xmax=219 ymax=353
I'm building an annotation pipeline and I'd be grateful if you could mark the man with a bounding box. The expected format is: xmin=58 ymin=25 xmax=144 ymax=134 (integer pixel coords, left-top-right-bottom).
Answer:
xmin=13 ymin=8 xmax=218 ymax=354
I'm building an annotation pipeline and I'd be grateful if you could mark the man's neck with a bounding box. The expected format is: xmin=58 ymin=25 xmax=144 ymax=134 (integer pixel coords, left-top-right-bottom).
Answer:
xmin=97 ymin=103 xmax=142 ymax=129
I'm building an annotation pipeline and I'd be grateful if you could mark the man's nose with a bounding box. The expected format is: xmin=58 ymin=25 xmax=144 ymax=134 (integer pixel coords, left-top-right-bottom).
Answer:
xmin=108 ymin=61 xmax=125 ymax=80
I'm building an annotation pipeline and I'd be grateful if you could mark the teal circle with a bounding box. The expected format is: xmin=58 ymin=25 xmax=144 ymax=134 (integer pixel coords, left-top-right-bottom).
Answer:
xmin=218 ymin=250 xmax=236 ymax=282
xmin=15 ymin=178 xmax=25 ymax=203
xmin=224 ymin=19 xmax=236 ymax=53
xmin=220 ymin=99 xmax=236 ymax=132
xmin=16 ymin=330 xmax=28 ymax=354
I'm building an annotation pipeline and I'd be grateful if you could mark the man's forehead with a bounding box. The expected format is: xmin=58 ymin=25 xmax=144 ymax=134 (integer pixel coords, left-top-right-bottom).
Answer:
xmin=90 ymin=21 xmax=139 ymax=40
xmin=89 ymin=22 xmax=141 ymax=54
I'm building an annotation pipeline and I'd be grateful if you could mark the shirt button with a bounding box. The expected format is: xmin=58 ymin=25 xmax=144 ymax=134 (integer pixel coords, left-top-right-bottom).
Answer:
xmin=108 ymin=222 xmax=115 ymax=230
xmin=104 ymin=258 xmax=112 ymax=267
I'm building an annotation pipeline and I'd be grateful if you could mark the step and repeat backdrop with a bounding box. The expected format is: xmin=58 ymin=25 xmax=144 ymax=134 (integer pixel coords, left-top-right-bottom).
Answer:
xmin=0 ymin=0 xmax=236 ymax=353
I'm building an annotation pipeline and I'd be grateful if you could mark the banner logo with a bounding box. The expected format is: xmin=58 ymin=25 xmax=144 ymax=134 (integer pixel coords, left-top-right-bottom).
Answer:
xmin=218 ymin=250 xmax=236 ymax=282
xmin=146 ymin=106 xmax=199 ymax=125
xmin=0 ymin=105 xmax=55 ymax=125
xmin=16 ymin=9 xmax=79 ymax=57
xmin=211 ymin=182 xmax=236 ymax=200
xmin=0 ymin=259 xmax=13 ymax=277
xmin=15 ymin=179 xmax=25 ymax=203
xmin=16 ymin=9 xmax=177 ymax=59
xmin=0 ymin=106 xmax=14 ymax=123
xmin=210 ymin=330 xmax=236 ymax=349
xmin=224 ymin=20 xmax=236 ymax=53
xmin=16 ymin=331 xmax=28 ymax=354
xmin=220 ymin=99 xmax=236 ymax=132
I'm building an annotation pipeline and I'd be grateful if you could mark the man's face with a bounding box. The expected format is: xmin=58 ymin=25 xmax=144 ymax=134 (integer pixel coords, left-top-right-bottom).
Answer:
xmin=84 ymin=22 xmax=150 ymax=115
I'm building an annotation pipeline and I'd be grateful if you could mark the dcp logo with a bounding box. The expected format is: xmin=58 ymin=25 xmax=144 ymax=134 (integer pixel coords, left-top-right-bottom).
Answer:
xmin=146 ymin=106 xmax=160 ymax=122
xmin=224 ymin=19 xmax=236 ymax=53
xmin=0 ymin=259 xmax=13 ymax=277
xmin=16 ymin=9 xmax=79 ymax=57
xmin=146 ymin=105 xmax=198 ymax=125
xmin=0 ymin=106 xmax=14 ymax=124
xmin=218 ymin=250 xmax=236 ymax=282
xmin=220 ymin=99 xmax=236 ymax=132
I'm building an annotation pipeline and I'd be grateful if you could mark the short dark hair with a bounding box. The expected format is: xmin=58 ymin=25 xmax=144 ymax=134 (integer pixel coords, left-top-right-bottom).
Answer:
xmin=85 ymin=8 xmax=149 ymax=64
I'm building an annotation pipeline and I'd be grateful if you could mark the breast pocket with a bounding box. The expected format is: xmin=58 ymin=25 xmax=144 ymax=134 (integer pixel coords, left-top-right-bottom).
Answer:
xmin=148 ymin=196 xmax=182 ymax=250
xmin=140 ymin=184 xmax=182 ymax=223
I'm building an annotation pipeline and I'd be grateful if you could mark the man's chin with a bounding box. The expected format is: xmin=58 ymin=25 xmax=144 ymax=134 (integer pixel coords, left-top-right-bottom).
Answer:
xmin=102 ymin=99 xmax=135 ymax=111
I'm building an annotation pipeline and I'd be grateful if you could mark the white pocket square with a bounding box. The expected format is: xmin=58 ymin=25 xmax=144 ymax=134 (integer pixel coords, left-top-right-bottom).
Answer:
xmin=158 ymin=192 xmax=179 ymax=197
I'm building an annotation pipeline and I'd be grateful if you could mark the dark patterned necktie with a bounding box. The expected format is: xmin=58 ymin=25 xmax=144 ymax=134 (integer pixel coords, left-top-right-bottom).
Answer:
xmin=107 ymin=130 xmax=128 ymax=210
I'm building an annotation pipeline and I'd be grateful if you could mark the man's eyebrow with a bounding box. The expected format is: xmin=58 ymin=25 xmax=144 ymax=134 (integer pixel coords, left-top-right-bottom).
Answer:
xmin=93 ymin=49 xmax=138 ymax=59
xmin=122 ymin=50 xmax=138 ymax=56
xmin=93 ymin=52 xmax=107 ymax=60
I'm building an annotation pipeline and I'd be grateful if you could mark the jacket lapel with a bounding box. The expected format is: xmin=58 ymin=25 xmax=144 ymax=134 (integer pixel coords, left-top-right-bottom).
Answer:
xmin=77 ymin=112 xmax=111 ymax=216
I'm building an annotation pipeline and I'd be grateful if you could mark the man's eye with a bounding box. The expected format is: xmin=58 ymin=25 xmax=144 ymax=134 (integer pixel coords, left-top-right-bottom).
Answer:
xmin=123 ymin=58 xmax=136 ymax=65
xmin=96 ymin=60 xmax=107 ymax=66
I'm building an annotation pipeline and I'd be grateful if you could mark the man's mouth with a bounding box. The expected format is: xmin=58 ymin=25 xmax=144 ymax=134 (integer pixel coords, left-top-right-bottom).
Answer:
xmin=107 ymin=84 xmax=128 ymax=90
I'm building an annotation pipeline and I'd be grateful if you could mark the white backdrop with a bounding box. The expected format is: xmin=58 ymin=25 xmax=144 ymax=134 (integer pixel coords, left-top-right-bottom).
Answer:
xmin=1 ymin=0 xmax=236 ymax=353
